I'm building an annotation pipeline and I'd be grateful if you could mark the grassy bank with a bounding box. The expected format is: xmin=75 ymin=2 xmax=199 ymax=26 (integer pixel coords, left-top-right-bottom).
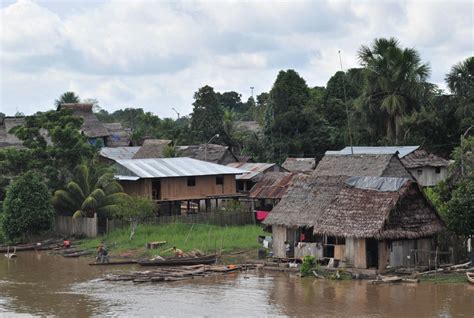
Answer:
xmin=419 ymin=273 xmax=469 ymax=284
xmin=79 ymin=223 xmax=267 ymax=257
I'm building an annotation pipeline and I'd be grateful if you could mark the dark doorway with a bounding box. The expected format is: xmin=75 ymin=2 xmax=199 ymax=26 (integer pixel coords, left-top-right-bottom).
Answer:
xmin=152 ymin=180 xmax=161 ymax=200
xmin=366 ymin=239 xmax=379 ymax=268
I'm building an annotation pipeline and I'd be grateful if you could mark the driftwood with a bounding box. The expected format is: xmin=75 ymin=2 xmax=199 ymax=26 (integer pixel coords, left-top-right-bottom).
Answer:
xmin=104 ymin=264 xmax=242 ymax=283
xmin=449 ymin=261 xmax=471 ymax=269
xmin=312 ymin=271 xmax=325 ymax=279
xmin=371 ymin=276 xmax=402 ymax=284
xmin=415 ymin=268 xmax=444 ymax=276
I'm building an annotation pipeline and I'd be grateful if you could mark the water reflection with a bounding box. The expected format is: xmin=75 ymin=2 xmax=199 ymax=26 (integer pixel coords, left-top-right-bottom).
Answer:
xmin=1 ymin=252 xmax=473 ymax=317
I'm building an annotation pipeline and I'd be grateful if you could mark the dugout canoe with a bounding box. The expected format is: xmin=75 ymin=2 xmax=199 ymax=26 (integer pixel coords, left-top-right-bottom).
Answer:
xmin=89 ymin=260 xmax=137 ymax=266
xmin=467 ymin=272 xmax=474 ymax=284
xmin=138 ymin=254 xmax=218 ymax=266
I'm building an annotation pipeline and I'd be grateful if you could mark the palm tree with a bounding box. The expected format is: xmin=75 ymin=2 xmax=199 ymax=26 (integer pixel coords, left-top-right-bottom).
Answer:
xmin=446 ymin=56 xmax=474 ymax=97
xmin=357 ymin=37 xmax=431 ymax=144
xmin=52 ymin=162 xmax=128 ymax=218
xmin=55 ymin=91 xmax=80 ymax=107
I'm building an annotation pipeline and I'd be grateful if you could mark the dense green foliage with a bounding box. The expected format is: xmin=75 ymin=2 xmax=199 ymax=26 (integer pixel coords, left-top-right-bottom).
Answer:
xmin=300 ymin=255 xmax=316 ymax=276
xmin=52 ymin=162 xmax=128 ymax=218
xmin=1 ymin=172 xmax=54 ymax=240
xmin=0 ymin=109 xmax=96 ymax=197
xmin=55 ymin=91 xmax=80 ymax=107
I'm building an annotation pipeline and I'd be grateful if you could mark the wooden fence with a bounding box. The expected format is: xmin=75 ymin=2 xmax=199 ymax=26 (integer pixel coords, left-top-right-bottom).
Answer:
xmin=55 ymin=214 xmax=98 ymax=238
xmin=106 ymin=211 xmax=255 ymax=234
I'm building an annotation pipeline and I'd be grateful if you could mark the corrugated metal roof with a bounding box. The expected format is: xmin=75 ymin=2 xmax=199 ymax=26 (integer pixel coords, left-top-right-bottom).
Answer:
xmin=325 ymin=146 xmax=419 ymax=158
xmin=115 ymin=157 xmax=247 ymax=179
xmin=249 ymin=172 xmax=296 ymax=199
xmin=227 ymin=162 xmax=276 ymax=180
xmin=100 ymin=147 xmax=140 ymax=160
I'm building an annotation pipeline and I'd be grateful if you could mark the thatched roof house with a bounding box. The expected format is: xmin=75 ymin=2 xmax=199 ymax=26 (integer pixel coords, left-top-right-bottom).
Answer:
xmin=58 ymin=104 xmax=110 ymax=138
xmin=103 ymin=123 xmax=132 ymax=147
xmin=133 ymin=139 xmax=172 ymax=159
xmin=282 ymin=157 xmax=316 ymax=173
xmin=312 ymin=176 xmax=444 ymax=240
xmin=263 ymin=175 xmax=346 ymax=227
xmin=176 ymin=144 xmax=238 ymax=165
xmin=325 ymin=146 xmax=450 ymax=186
xmin=313 ymin=154 xmax=412 ymax=179
xmin=264 ymin=175 xmax=445 ymax=269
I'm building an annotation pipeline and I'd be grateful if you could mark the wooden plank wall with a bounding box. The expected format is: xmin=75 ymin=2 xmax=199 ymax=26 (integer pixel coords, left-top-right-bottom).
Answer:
xmin=273 ymin=225 xmax=287 ymax=258
xmin=55 ymin=214 xmax=98 ymax=238
xmin=120 ymin=179 xmax=152 ymax=199
xmin=160 ymin=175 xmax=236 ymax=201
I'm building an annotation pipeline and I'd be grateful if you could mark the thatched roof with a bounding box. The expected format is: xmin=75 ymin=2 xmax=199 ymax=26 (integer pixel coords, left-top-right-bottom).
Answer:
xmin=263 ymin=175 xmax=346 ymax=227
xmin=249 ymin=172 xmax=296 ymax=199
xmin=104 ymin=123 xmax=131 ymax=147
xmin=0 ymin=117 xmax=25 ymax=148
xmin=401 ymin=149 xmax=450 ymax=168
xmin=132 ymin=139 xmax=172 ymax=159
xmin=312 ymin=177 xmax=445 ymax=239
xmin=176 ymin=144 xmax=238 ymax=165
xmin=313 ymin=154 xmax=412 ymax=178
xmin=58 ymin=103 xmax=109 ymax=138
xmin=265 ymin=173 xmax=444 ymax=239
xmin=282 ymin=157 xmax=316 ymax=173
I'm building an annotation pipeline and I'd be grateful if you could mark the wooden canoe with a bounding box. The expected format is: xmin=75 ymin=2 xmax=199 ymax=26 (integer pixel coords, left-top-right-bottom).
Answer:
xmin=138 ymin=254 xmax=218 ymax=267
xmin=89 ymin=260 xmax=137 ymax=266
xmin=467 ymin=272 xmax=474 ymax=284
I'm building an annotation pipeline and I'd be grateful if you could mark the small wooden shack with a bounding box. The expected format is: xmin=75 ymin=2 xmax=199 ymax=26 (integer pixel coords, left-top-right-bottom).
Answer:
xmin=264 ymin=175 xmax=445 ymax=271
xmin=114 ymin=157 xmax=246 ymax=215
xmin=248 ymin=172 xmax=296 ymax=212
xmin=226 ymin=162 xmax=287 ymax=192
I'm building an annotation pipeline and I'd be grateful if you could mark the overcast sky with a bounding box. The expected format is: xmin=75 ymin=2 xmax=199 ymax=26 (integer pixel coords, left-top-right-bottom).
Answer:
xmin=1 ymin=0 xmax=473 ymax=118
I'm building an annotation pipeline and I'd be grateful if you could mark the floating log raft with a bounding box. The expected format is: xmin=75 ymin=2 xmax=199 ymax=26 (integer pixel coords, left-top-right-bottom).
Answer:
xmin=89 ymin=260 xmax=137 ymax=266
xmin=103 ymin=264 xmax=243 ymax=283
xmin=0 ymin=239 xmax=63 ymax=253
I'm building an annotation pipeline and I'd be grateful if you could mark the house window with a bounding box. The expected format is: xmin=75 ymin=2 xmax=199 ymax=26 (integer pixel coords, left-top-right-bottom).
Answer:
xmin=417 ymin=169 xmax=423 ymax=175
xmin=435 ymin=167 xmax=441 ymax=174
xmin=187 ymin=177 xmax=196 ymax=187
xmin=216 ymin=175 xmax=224 ymax=185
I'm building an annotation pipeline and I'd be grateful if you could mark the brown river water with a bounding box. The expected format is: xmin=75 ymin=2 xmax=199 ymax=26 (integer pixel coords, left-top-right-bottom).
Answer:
xmin=0 ymin=251 xmax=473 ymax=317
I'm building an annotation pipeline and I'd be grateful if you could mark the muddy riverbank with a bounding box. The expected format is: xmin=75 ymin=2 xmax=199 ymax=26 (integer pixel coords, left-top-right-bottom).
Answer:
xmin=1 ymin=251 xmax=473 ymax=317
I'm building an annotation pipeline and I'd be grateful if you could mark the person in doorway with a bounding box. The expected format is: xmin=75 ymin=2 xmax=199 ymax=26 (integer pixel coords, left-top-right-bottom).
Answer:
xmin=284 ymin=241 xmax=291 ymax=258
xmin=172 ymin=246 xmax=184 ymax=258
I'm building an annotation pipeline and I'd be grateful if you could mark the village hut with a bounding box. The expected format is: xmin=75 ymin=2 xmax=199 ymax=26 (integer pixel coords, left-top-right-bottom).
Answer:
xmin=282 ymin=157 xmax=316 ymax=174
xmin=264 ymin=175 xmax=445 ymax=271
xmin=313 ymin=153 xmax=412 ymax=179
xmin=103 ymin=123 xmax=132 ymax=147
xmin=132 ymin=139 xmax=173 ymax=159
xmin=326 ymin=146 xmax=450 ymax=186
xmin=114 ymin=157 xmax=246 ymax=215
xmin=248 ymin=172 xmax=297 ymax=221
xmin=58 ymin=103 xmax=110 ymax=145
xmin=226 ymin=162 xmax=286 ymax=192
xmin=176 ymin=144 xmax=238 ymax=165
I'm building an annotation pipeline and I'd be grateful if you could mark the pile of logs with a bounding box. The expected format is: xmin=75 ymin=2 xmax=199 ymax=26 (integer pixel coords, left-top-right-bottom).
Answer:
xmin=0 ymin=239 xmax=64 ymax=253
xmin=50 ymin=247 xmax=93 ymax=258
xmin=104 ymin=264 xmax=256 ymax=283
xmin=414 ymin=261 xmax=473 ymax=277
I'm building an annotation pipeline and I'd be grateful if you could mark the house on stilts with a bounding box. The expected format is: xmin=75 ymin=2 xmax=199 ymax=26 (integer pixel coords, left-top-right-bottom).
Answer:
xmin=264 ymin=152 xmax=445 ymax=271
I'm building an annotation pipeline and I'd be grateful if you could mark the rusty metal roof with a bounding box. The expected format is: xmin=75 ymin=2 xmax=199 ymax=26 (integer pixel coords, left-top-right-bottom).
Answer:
xmin=249 ymin=172 xmax=296 ymax=199
xmin=227 ymin=162 xmax=276 ymax=180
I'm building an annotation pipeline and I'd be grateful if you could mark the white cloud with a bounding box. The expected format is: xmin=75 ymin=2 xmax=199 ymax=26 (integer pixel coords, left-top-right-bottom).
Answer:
xmin=1 ymin=0 xmax=472 ymax=117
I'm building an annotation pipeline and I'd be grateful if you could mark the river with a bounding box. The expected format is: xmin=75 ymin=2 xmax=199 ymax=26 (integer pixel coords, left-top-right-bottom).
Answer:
xmin=0 ymin=251 xmax=473 ymax=317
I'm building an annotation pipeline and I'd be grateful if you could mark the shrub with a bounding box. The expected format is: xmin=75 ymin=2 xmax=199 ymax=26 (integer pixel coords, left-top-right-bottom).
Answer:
xmin=300 ymin=255 xmax=316 ymax=276
xmin=2 ymin=171 xmax=55 ymax=240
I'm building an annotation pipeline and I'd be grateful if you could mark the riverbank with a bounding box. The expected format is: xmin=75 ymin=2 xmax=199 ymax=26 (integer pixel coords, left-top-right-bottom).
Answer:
xmin=78 ymin=223 xmax=267 ymax=258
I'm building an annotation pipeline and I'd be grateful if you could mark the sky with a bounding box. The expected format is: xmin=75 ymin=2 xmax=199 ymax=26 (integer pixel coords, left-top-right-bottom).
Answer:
xmin=1 ymin=0 xmax=473 ymax=118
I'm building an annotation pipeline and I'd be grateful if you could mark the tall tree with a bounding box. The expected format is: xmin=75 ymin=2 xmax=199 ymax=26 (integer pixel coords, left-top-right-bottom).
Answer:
xmin=55 ymin=91 xmax=80 ymax=107
xmin=191 ymin=85 xmax=224 ymax=142
xmin=357 ymin=37 xmax=431 ymax=144
xmin=217 ymin=91 xmax=244 ymax=113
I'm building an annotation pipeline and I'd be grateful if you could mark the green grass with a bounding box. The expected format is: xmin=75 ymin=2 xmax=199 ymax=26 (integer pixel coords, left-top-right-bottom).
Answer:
xmin=79 ymin=223 xmax=267 ymax=257
xmin=420 ymin=273 xmax=469 ymax=284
